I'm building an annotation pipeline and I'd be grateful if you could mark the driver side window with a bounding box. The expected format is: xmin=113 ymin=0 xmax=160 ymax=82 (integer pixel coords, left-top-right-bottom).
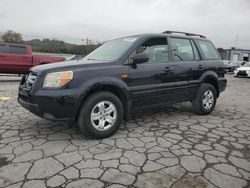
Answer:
xmin=136 ymin=38 xmax=169 ymax=63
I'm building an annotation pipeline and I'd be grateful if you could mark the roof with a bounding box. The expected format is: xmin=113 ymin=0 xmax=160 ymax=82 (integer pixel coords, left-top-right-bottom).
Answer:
xmin=126 ymin=31 xmax=208 ymax=41
xmin=0 ymin=42 xmax=29 ymax=47
xmin=227 ymin=48 xmax=250 ymax=52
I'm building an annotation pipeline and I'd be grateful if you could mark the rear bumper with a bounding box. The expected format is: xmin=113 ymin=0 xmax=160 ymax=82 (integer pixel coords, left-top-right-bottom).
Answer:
xmin=218 ymin=77 xmax=227 ymax=94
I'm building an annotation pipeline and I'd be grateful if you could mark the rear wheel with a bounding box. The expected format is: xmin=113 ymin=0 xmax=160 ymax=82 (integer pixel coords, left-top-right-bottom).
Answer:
xmin=78 ymin=91 xmax=123 ymax=138
xmin=192 ymin=83 xmax=217 ymax=115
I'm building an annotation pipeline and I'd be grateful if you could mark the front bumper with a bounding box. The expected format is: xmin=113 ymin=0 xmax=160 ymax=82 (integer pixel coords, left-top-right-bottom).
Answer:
xmin=18 ymin=97 xmax=43 ymax=118
xmin=234 ymin=70 xmax=250 ymax=77
xmin=18 ymin=85 xmax=80 ymax=121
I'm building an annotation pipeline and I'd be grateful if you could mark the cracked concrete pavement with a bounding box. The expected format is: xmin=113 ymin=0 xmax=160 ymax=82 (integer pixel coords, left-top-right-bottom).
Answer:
xmin=0 ymin=74 xmax=249 ymax=188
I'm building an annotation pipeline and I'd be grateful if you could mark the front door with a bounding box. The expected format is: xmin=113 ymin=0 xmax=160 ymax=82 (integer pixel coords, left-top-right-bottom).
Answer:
xmin=127 ymin=37 xmax=175 ymax=107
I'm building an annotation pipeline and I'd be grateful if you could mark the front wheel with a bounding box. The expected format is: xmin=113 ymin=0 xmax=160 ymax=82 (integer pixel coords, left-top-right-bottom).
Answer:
xmin=78 ymin=91 xmax=123 ymax=139
xmin=192 ymin=83 xmax=217 ymax=115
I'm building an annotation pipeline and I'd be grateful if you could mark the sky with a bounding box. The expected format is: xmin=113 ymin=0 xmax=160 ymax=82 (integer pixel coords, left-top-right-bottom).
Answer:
xmin=0 ymin=0 xmax=250 ymax=49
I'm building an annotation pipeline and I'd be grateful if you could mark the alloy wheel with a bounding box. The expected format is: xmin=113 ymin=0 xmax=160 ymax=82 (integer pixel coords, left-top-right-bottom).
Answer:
xmin=90 ymin=101 xmax=117 ymax=131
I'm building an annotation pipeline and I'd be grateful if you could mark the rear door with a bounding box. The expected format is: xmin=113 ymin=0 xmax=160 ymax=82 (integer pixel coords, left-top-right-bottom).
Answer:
xmin=3 ymin=45 xmax=32 ymax=73
xmin=166 ymin=37 xmax=203 ymax=101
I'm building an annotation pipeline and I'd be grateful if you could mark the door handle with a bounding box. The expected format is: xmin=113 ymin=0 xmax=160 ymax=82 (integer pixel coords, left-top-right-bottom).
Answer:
xmin=164 ymin=67 xmax=173 ymax=72
xmin=198 ymin=64 xmax=203 ymax=69
xmin=0 ymin=55 xmax=5 ymax=58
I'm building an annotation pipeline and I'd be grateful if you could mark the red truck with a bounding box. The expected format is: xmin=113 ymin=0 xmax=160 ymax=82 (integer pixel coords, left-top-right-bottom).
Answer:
xmin=0 ymin=42 xmax=65 ymax=74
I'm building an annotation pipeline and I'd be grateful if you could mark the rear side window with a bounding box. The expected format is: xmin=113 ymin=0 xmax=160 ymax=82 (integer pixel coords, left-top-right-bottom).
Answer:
xmin=0 ymin=44 xmax=8 ymax=53
xmin=197 ymin=40 xmax=219 ymax=60
xmin=170 ymin=38 xmax=194 ymax=61
xmin=9 ymin=46 xmax=27 ymax=54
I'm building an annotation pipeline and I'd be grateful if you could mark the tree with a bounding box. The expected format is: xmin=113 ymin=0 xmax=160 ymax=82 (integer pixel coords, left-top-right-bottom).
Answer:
xmin=1 ymin=30 xmax=99 ymax=54
xmin=1 ymin=30 xmax=23 ymax=43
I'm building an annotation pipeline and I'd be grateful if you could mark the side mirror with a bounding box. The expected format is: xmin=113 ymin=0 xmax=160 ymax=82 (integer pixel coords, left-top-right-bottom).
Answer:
xmin=132 ymin=53 xmax=149 ymax=64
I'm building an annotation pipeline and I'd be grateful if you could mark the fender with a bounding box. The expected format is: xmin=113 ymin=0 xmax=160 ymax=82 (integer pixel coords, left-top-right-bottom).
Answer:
xmin=198 ymin=71 xmax=220 ymax=96
xmin=199 ymin=71 xmax=218 ymax=84
xmin=75 ymin=76 xmax=131 ymax=119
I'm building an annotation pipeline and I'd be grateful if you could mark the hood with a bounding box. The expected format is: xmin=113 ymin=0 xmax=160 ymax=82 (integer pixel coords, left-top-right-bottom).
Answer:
xmin=31 ymin=60 xmax=78 ymax=73
xmin=30 ymin=60 xmax=114 ymax=75
xmin=236 ymin=66 xmax=250 ymax=71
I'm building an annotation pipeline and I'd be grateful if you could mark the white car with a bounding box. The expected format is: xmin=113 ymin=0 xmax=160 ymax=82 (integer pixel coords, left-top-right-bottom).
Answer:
xmin=234 ymin=62 xmax=250 ymax=77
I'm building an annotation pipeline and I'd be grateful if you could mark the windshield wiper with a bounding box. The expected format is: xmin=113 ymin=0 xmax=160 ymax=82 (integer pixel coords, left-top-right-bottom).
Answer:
xmin=87 ymin=58 xmax=109 ymax=61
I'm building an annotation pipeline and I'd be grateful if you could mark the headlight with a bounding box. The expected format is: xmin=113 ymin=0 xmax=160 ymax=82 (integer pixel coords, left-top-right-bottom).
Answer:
xmin=43 ymin=71 xmax=73 ymax=88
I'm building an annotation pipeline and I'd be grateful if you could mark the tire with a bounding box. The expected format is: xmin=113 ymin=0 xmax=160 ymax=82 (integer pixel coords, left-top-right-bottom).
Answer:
xmin=192 ymin=83 xmax=217 ymax=115
xmin=78 ymin=91 xmax=123 ymax=139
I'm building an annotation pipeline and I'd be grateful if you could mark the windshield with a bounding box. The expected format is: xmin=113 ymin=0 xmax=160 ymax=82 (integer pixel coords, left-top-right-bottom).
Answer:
xmin=243 ymin=62 xmax=250 ymax=67
xmin=83 ymin=37 xmax=138 ymax=62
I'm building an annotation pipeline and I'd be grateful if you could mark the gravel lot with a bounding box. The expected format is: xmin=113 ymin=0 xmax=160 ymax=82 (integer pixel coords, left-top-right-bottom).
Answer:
xmin=0 ymin=74 xmax=249 ymax=188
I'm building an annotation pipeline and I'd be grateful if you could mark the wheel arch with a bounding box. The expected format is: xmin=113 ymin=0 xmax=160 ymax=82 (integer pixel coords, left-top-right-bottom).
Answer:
xmin=200 ymin=72 xmax=219 ymax=97
xmin=76 ymin=78 xmax=131 ymax=121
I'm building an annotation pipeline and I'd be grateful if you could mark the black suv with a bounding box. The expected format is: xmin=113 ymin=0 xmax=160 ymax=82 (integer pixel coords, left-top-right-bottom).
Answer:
xmin=18 ymin=31 xmax=227 ymax=138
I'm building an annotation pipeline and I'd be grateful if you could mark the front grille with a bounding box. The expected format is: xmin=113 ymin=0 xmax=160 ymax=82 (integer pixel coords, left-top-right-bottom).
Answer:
xmin=237 ymin=71 xmax=247 ymax=76
xmin=22 ymin=72 xmax=37 ymax=89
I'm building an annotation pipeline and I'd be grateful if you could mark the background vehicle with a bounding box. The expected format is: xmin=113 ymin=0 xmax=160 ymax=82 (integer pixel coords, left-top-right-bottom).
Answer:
xmin=18 ymin=31 xmax=227 ymax=138
xmin=234 ymin=62 xmax=250 ymax=77
xmin=223 ymin=60 xmax=240 ymax=72
xmin=222 ymin=60 xmax=230 ymax=65
xmin=222 ymin=60 xmax=248 ymax=73
xmin=0 ymin=42 xmax=65 ymax=74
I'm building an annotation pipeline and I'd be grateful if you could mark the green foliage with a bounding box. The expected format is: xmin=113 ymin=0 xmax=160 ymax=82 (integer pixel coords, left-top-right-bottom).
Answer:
xmin=1 ymin=30 xmax=101 ymax=55
xmin=24 ymin=38 xmax=100 ymax=55
xmin=1 ymin=30 xmax=23 ymax=43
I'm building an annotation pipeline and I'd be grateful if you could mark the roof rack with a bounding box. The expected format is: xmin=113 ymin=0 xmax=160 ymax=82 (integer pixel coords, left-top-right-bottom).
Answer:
xmin=162 ymin=31 xmax=206 ymax=38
